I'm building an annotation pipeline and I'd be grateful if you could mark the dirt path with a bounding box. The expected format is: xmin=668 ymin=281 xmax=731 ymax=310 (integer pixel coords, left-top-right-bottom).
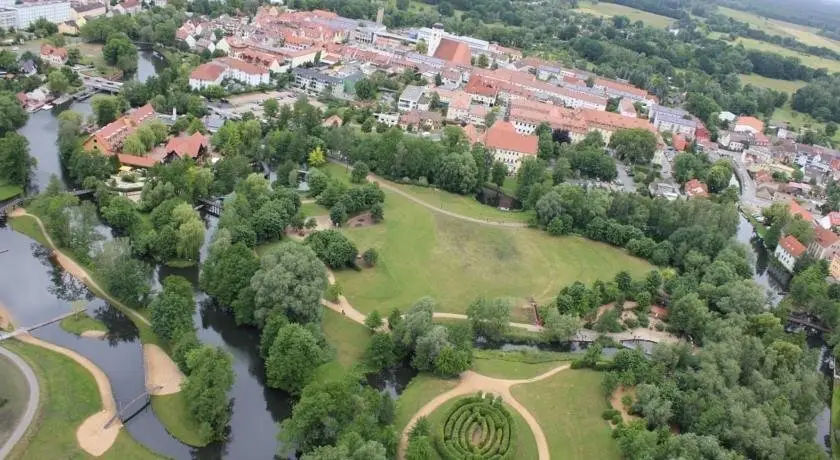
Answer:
xmin=398 ymin=364 xmax=570 ymax=460
xmin=9 ymin=210 xmax=186 ymax=393
xmin=15 ymin=333 xmax=121 ymax=456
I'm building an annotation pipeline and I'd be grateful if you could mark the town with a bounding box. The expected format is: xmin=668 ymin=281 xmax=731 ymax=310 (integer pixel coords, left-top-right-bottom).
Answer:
xmin=1 ymin=0 xmax=840 ymax=460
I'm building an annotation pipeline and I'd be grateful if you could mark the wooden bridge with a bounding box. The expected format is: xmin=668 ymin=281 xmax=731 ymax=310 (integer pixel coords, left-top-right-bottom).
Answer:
xmin=0 ymin=309 xmax=87 ymax=342
xmin=69 ymin=189 xmax=94 ymax=198
xmin=787 ymin=314 xmax=831 ymax=333
xmin=103 ymin=384 xmax=163 ymax=429
xmin=195 ymin=197 xmax=222 ymax=217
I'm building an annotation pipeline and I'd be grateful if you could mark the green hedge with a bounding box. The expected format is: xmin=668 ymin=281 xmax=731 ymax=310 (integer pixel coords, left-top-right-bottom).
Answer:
xmin=434 ymin=393 xmax=517 ymax=460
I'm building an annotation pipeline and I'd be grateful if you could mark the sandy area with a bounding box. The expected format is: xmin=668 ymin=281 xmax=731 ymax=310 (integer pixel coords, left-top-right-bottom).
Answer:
xmin=15 ymin=333 xmax=120 ymax=456
xmin=80 ymin=330 xmax=107 ymax=339
xmin=0 ymin=301 xmax=15 ymax=330
xmin=609 ymin=386 xmax=639 ymax=423
xmin=143 ymin=344 xmax=184 ymax=396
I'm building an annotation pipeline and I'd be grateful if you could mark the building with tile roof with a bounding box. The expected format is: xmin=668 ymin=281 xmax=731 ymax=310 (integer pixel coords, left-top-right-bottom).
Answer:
xmin=83 ymin=103 xmax=156 ymax=156
xmin=775 ymin=234 xmax=807 ymax=272
xmin=432 ymin=37 xmax=471 ymax=66
xmin=684 ymin=179 xmax=708 ymax=199
xmin=808 ymin=226 xmax=840 ymax=260
xmin=483 ymin=121 xmax=538 ymax=173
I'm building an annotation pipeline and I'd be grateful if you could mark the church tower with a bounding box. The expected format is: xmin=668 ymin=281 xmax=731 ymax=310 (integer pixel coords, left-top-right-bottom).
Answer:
xmin=427 ymin=23 xmax=444 ymax=57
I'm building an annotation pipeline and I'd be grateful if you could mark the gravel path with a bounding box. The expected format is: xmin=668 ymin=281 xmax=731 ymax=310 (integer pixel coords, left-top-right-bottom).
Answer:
xmin=0 ymin=345 xmax=39 ymax=459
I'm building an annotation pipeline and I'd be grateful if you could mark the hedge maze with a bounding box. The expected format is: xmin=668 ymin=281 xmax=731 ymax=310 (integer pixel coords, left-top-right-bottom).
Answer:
xmin=435 ymin=393 xmax=517 ymax=460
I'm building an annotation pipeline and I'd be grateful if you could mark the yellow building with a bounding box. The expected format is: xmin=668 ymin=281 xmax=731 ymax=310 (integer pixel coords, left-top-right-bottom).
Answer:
xmin=830 ymin=254 xmax=840 ymax=280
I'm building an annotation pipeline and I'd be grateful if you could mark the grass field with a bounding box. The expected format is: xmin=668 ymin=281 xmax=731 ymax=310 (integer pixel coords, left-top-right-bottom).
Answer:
xmin=314 ymin=307 xmax=373 ymax=382
xmin=300 ymin=201 xmax=329 ymax=217
xmin=471 ymin=349 xmax=579 ymax=379
xmin=59 ymin=313 xmax=108 ymax=336
xmin=333 ymin=186 xmax=652 ymax=315
xmin=573 ymin=1 xmax=675 ymax=28
xmin=150 ymin=393 xmax=209 ymax=447
xmin=0 ymin=180 xmax=22 ymax=201
xmin=771 ymin=104 xmax=840 ymax=144
xmin=718 ymin=6 xmax=840 ymax=53
xmin=0 ymin=352 xmax=29 ymax=448
xmin=732 ymin=37 xmax=840 ymax=73
xmin=511 ymin=370 xmax=620 ymax=460
xmin=424 ymin=395 xmax=538 ymax=460
xmin=738 ymin=74 xmax=808 ymax=94
xmin=3 ymin=341 xmax=163 ymax=460
xmin=395 ymin=374 xmax=459 ymax=433
xmin=833 ymin=381 xmax=840 ymax=459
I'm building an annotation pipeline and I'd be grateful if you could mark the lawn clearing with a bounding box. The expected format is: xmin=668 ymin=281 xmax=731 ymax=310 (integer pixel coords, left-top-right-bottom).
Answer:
xmin=8 ymin=216 xmax=50 ymax=247
xmin=334 ymin=188 xmax=652 ymax=315
xmin=833 ymin=381 xmax=840 ymax=459
xmin=314 ymin=307 xmax=372 ymax=382
xmin=771 ymin=104 xmax=840 ymax=144
xmin=425 ymin=395 xmax=538 ymax=460
xmin=574 ymin=1 xmax=675 ymax=28
xmin=3 ymin=341 xmax=163 ymax=460
xmin=150 ymin=393 xmax=209 ymax=447
xmin=0 ymin=180 xmax=22 ymax=201
xmin=717 ymin=7 xmax=840 ymax=54
xmin=732 ymin=37 xmax=840 ymax=73
xmin=0 ymin=352 xmax=29 ymax=448
xmin=511 ymin=370 xmax=620 ymax=460
xmin=471 ymin=349 xmax=579 ymax=379
xmin=738 ymin=74 xmax=808 ymax=94
xmin=395 ymin=374 xmax=459 ymax=433
xmin=300 ymin=201 xmax=329 ymax=217
xmin=60 ymin=313 xmax=108 ymax=336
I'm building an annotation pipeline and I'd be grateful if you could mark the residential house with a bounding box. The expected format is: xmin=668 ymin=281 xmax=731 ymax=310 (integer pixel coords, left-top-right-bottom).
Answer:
xmin=39 ymin=43 xmax=67 ymax=66
xmin=322 ymin=114 xmax=342 ymax=127
xmin=162 ymin=132 xmax=209 ymax=163
xmin=684 ymin=179 xmax=708 ymax=198
xmin=443 ymin=91 xmax=471 ymax=122
xmin=648 ymin=181 xmax=681 ymax=200
xmin=819 ymin=212 xmax=840 ymax=230
xmin=734 ymin=116 xmax=764 ymax=135
xmin=58 ymin=20 xmax=80 ymax=34
xmin=786 ymin=199 xmax=814 ymax=224
xmin=113 ymin=0 xmax=141 ymax=15
xmin=483 ymin=121 xmax=538 ymax=173
xmin=775 ymin=234 xmax=807 ymax=272
xmin=398 ymin=85 xmax=425 ymax=112
xmin=71 ymin=2 xmax=106 ymax=20
xmin=464 ymin=76 xmax=497 ymax=106
xmin=399 ymin=110 xmax=442 ymax=131
xmin=650 ymin=105 xmax=697 ymax=137
xmin=83 ymin=103 xmax=156 ymax=156
xmin=189 ymin=57 xmax=271 ymax=90
xmin=291 ymin=67 xmax=363 ymax=99
xmin=374 ymin=112 xmax=399 ymax=127
xmin=718 ymin=111 xmax=736 ymax=124
xmin=808 ymin=227 xmax=840 ymax=260
xmin=618 ymin=97 xmax=636 ymax=118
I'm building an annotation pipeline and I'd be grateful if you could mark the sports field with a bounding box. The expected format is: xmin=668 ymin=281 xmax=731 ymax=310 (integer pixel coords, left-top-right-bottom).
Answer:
xmin=573 ymin=1 xmax=674 ymax=28
xmin=332 ymin=178 xmax=652 ymax=315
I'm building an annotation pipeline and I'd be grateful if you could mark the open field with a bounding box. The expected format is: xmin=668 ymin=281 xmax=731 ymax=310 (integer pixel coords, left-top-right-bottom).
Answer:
xmin=771 ymin=104 xmax=840 ymax=144
xmin=425 ymin=395 xmax=538 ymax=460
xmin=732 ymin=37 xmax=840 ymax=73
xmin=313 ymin=307 xmax=372 ymax=382
xmin=300 ymin=201 xmax=329 ymax=217
xmin=150 ymin=393 xmax=208 ymax=447
xmin=3 ymin=341 xmax=163 ymax=460
xmin=738 ymin=74 xmax=808 ymax=94
xmin=0 ymin=352 xmax=29 ymax=448
xmin=395 ymin=374 xmax=459 ymax=433
xmin=573 ymin=1 xmax=675 ymax=28
xmin=833 ymin=381 xmax=840 ymax=459
xmin=333 ymin=185 xmax=652 ymax=315
xmin=511 ymin=370 xmax=620 ymax=460
xmin=60 ymin=313 xmax=108 ymax=336
xmin=471 ymin=349 xmax=580 ymax=379
xmin=717 ymin=7 xmax=840 ymax=53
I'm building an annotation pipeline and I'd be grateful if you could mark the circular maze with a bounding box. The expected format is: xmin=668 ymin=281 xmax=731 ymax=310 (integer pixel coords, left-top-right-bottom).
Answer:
xmin=435 ymin=393 xmax=516 ymax=460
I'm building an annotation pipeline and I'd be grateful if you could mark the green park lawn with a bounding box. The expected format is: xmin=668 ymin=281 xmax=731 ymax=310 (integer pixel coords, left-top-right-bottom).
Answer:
xmin=573 ymin=0 xmax=675 ymax=28
xmin=8 ymin=215 xmax=50 ymax=247
xmin=511 ymin=370 xmax=620 ymax=460
xmin=424 ymin=395 xmax=538 ymax=460
xmin=333 ymin=187 xmax=652 ymax=315
xmin=718 ymin=6 xmax=840 ymax=53
xmin=738 ymin=74 xmax=807 ymax=94
xmin=833 ymin=381 xmax=840 ymax=459
xmin=471 ymin=349 xmax=579 ymax=380
xmin=732 ymin=37 xmax=840 ymax=73
xmin=0 ymin=352 xmax=29 ymax=448
xmin=394 ymin=374 xmax=459 ymax=433
xmin=59 ymin=313 xmax=108 ymax=336
xmin=3 ymin=341 xmax=163 ymax=460
xmin=0 ymin=180 xmax=22 ymax=201
xmin=314 ymin=308 xmax=373 ymax=382
xmin=150 ymin=393 xmax=209 ymax=447
xmin=300 ymin=201 xmax=329 ymax=217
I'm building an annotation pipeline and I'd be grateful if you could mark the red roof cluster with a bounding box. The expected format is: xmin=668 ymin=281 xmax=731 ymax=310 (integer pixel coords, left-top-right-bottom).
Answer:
xmin=164 ymin=132 xmax=208 ymax=159
xmin=787 ymin=199 xmax=814 ymax=223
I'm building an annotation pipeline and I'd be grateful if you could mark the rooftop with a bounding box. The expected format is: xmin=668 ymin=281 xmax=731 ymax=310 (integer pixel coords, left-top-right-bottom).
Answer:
xmin=780 ymin=234 xmax=807 ymax=257
xmin=484 ymin=121 xmax=538 ymax=155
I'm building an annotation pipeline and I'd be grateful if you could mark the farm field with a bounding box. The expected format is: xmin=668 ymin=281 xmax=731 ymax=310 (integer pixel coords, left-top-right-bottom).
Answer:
xmin=333 ymin=184 xmax=652 ymax=316
xmin=573 ymin=1 xmax=675 ymax=28
xmin=511 ymin=370 xmax=621 ymax=460
xmin=717 ymin=6 xmax=840 ymax=53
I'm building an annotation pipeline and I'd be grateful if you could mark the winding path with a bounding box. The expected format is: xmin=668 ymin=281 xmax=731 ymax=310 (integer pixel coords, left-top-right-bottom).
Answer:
xmin=0 ymin=345 xmax=39 ymax=459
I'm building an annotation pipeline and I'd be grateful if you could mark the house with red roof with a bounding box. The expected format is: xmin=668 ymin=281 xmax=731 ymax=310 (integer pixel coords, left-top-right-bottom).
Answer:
xmin=163 ymin=132 xmax=209 ymax=162
xmin=775 ymin=234 xmax=807 ymax=272
xmin=734 ymin=116 xmax=764 ymax=135
xmin=808 ymin=226 xmax=840 ymax=260
xmin=483 ymin=121 xmax=538 ymax=173
xmin=684 ymin=179 xmax=708 ymax=199
xmin=672 ymin=134 xmax=687 ymax=152
xmin=432 ymin=37 xmax=471 ymax=66
xmin=189 ymin=57 xmax=270 ymax=91
xmin=786 ymin=199 xmax=814 ymax=224
xmin=83 ymin=104 xmax=156 ymax=156
xmin=819 ymin=212 xmax=840 ymax=230
xmin=40 ymin=44 xmax=68 ymax=66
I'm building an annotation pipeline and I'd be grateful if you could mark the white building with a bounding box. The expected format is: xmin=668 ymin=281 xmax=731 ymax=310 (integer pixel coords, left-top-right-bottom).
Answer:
xmin=189 ymin=57 xmax=270 ymax=90
xmin=11 ymin=0 xmax=70 ymax=29
xmin=398 ymin=85 xmax=425 ymax=112
xmin=774 ymin=234 xmax=806 ymax=272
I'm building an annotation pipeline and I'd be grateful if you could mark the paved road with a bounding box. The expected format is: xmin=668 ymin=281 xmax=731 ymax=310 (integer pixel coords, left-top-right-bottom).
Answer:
xmin=0 ymin=345 xmax=39 ymax=459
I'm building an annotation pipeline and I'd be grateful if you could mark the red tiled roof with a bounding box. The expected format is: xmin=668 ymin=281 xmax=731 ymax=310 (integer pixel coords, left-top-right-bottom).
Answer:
xmin=465 ymin=76 xmax=497 ymax=98
xmin=787 ymin=199 xmax=814 ymax=223
xmin=433 ymin=38 xmax=471 ymax=66
xmin=461 ymin=124 xmax=483 ymax=145
xmin=117 ymin=154 xmax=158 ymax=168
xmin=827 ymin=212 xmax=840 ymax=227
xmin=813 ymin=227 xmax=839 ymax=249
xmin=735 ymin=116 xmax=764 ymax=132
xmin=780 ymin=235 xmax=807 ymax=257
xmin=218 ymin=57 xmax=269 ymax=75
xmin=40 ymin=43 xmax=67 ymax=59
xmin=484 ymin=121 xmax=538 ymax=155
xmin=190 ymin=62 xmax=226 ymax=81
xmin=685 ymin=179 xmax=708 ymax=198
xmin=164 ymin=132 xmax=208 ymax=159
xmin=129 ymin=103 xmax=155 ymax=125
xmin=673 ymin=134 xmax=687 ymax=152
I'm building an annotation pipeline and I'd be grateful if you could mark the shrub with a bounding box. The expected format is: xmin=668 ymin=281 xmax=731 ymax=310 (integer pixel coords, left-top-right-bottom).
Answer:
xmin=363 ymin=248 xmax=379 ymax=267
xmin=434 ymin=395 xmax=516 ymax=459
xmin=325 ymin=283 xmax=342 ymax=302
xmin=601 ymin=409 xmax=620 ymax=420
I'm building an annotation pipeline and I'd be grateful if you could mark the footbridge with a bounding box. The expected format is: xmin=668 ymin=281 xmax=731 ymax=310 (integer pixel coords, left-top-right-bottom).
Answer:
xmin=0 ymin=309 xmax=88 ymax=342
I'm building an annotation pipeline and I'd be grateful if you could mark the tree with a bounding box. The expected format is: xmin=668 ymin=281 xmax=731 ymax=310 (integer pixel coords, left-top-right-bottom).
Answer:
xmin=354 ymin=78 xmax=376 ymax=100
xmin=434 ymin=345 xmax=470 ymax=376
xmin=365 ymin=310 xmax=383 ymax=331
xmin=609 ymin=129 xmax=658 ymax=164
xmin=101 ymin=195 xmax=138 ymax=232
xmin=491 ymin=161 xmax=507 ymax=189
xmin=435 ymin=152 xmax=478 ymax=194
xmin=412 ymin=326 xmax=449 ymax=371
xmin=182 ymin=346 xmax=234 ymax=442
xmin=306 ymin=229 xmax=358 ymax=268
xmin=0 ymin=133 xmax=35 ymax=187
xmin=265 ymin=323 xmax=324 ymax=394
xmin=263 ymin=98 xmax=279 ymax=119
xmin=95 ymin=238 xmax=151 ymax=307
xmin=466 ymin=297 xmax=511 ymax=342
xmin=364 ymin=332 xmax=396 ymax=370
xmin=826 ymin=122 xmax=838 ymax=138
xmin=668 ymin=293 xmax=710 ymax=341
xmin=351 ymin=161 xmax=369 ymax=183
xmin=149 ymin=276 xmax=195 ymax=343
xmin=250 ymin=243 xmax=328 ymax=324
xmin=0 ymin=91 xmax=28 ymax=135
xmin=92 ymin=95 xmax=122 ymax=126
xmin=330 ymin=203 xmax=348 ymax=227
xmin=362 ymin=248 xmax=379 ymax=267
xmin=200 ymin=238 xmax=259 ymax=309
xmin=47 ymin=70 xmax=70 ymax=94
xmin=370 ymin=202 xmax=384 ymax=223
xmin=177 ymin=218 xmax=205 ymax=262
xmin=308 ymin=145 xmax=326 ymax=167
xmin=541 ymin=308 xmax=581 ymax=342
xmin=102 ymin=34 xmax=138 ymax=72
xmin=477 ymin=53 xmax=489 ymax=68
xmin=515 ymin=157 xmax=547 ymax=206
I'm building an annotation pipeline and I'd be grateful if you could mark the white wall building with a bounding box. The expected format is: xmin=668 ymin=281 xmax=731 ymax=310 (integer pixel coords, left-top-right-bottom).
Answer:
xmin=774 ymin=235 xmax=806 ymax=272
xmin=11 ymin=0 xmax=70 ymax=29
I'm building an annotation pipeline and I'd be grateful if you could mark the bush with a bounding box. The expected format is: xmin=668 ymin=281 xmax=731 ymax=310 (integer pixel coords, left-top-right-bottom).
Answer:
xmin=624 ymin=317 xmax=639 ymax=329
xmin=363 ymin=248 xmax=379 ymax=267
xmin=611 ymin=413 xmax=623 ymax=425
xmin=434 ymin=395 xmax=516 ymax=460
xmin=655 ymin=322 xmax=665 ymax=331
xmin=601 ymin=409 xmax=620 ymax=420
xmin=325 ymin=283 xmax=342 ymax=302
